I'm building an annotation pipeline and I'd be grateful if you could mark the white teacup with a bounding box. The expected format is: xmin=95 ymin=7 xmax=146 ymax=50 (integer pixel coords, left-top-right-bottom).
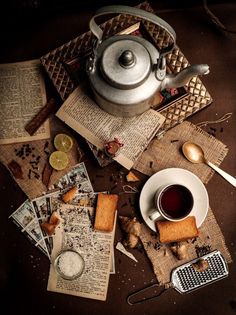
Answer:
xmin=149 ymin=184 xmax=194 ymax=222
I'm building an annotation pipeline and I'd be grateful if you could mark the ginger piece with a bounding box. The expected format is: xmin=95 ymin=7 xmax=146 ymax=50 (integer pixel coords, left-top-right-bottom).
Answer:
xmin=170 ymin=242 xmax=188 ymax=260
xmin=119 ymin=216 xmax=141 ymax=249
xmin=192 ymin=259 xmax=209 ymax=272
xmin=126 ymin=171 xmax=139 ymax=182
xmin=123 ymin=233 xmax=139 ymax=249
xmin=62 ymin=186 xmax=78 ymax=203
xmin=119 ymin=216 xmax=141 ymax=236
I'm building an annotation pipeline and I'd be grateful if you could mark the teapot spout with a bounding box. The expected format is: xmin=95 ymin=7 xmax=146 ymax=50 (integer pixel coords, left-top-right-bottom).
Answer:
xmin=162 ymin=64 xmax=209 ymax=90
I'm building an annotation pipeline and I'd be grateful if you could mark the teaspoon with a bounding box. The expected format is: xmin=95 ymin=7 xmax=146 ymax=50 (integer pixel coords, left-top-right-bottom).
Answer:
xmin=182 ymin=141 xmax=236 ymax=187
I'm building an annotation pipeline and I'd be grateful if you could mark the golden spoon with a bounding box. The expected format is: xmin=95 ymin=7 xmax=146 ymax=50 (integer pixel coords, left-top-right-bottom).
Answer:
xmin=182 ymin=141 xmax=236 ymax=187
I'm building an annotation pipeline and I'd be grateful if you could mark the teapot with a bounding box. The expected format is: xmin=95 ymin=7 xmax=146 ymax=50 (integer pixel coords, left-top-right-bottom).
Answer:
xmin=87 ymin=5 xmax=209 ymax=117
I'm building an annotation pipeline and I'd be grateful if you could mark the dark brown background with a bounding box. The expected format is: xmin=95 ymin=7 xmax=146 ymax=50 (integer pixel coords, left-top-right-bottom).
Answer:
xmin=0 ymin=1 xmax=235 ymax=314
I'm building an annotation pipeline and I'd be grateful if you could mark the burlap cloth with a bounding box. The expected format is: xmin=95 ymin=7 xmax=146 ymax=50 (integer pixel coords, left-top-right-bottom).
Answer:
xmin=133 ymin=121 xmax=232 ymax=284
xmin=133 ymin=121 xmax=228 ymax=184
xmin=0 ymin=117 xmax=82 ymax=200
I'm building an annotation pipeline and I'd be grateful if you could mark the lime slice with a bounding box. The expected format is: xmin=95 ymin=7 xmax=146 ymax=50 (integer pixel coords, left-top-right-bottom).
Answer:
xmin=49 ymin=151 xmax=69 ymax=171
xmin=54 ymin=133 xmax=73 ymax=153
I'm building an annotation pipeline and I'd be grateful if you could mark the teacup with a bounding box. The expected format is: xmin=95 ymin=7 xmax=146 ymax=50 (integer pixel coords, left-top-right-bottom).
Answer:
xmin=149 ymin=184 xmax=194 ymax=222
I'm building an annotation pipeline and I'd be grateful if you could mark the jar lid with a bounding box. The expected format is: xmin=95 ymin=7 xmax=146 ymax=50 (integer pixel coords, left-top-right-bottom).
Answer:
xmin=100 ymin=39 xmax=151 ymax=90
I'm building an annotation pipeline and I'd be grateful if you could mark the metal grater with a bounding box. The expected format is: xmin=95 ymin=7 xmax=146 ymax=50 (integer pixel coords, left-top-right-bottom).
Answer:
xmin=127 ymin=250 xmax=229 ymax=305
xmin=171 ymin=250 xmax=228 ymax=293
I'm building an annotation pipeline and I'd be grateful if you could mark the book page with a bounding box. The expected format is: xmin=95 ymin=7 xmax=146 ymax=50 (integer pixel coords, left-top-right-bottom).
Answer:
xmin=0 ymin=59 xmax=50 ymax=144
xmin=56 ymin=86 xmax=165 ymax=169
xmin=47 ymin=204 xmax=116 ymax=301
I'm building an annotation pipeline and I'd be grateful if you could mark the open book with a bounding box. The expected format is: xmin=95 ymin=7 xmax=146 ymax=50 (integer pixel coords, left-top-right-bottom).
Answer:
xmin=56 ymin=86 xmax=165 ymax=170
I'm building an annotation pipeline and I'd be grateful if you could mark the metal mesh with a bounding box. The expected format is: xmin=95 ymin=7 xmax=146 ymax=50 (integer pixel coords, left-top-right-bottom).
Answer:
xmin=172 ymin=251 xmax=228 ymax=294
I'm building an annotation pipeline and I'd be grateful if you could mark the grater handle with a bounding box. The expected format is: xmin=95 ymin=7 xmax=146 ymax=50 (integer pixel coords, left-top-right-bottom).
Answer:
xmin=127 ymin=283 xmax=171 ymax=305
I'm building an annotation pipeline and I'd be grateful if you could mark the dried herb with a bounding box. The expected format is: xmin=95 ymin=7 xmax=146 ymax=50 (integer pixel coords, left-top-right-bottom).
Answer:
xmin=153 ymin=242 xmax=161 ymax=251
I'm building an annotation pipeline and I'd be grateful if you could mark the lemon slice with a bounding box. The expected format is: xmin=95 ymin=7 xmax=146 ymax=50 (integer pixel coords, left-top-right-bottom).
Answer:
xmin=54 ymin=133 xmax=73 ymax=153
xmin=49 ymin=151 xmax=69 ymax=171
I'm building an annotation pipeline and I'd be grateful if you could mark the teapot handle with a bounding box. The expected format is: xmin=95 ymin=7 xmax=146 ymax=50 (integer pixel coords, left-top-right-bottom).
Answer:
xmin=89 ymin=5 xmax=176 ymax=54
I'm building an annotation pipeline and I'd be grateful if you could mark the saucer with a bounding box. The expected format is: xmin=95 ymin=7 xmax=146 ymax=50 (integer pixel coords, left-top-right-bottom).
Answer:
xmin=139 ymin=168 xmax=209 ymax=231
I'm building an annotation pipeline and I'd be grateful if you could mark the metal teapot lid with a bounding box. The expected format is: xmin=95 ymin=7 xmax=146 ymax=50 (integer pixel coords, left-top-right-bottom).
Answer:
xmin=101 ymin=39 xmax=151 ymax=89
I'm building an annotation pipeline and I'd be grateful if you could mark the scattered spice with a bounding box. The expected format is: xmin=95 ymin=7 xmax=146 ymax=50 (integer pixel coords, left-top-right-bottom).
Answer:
xmin=149 ymin=161 xmax=153 ymax=168
xmin=43 ymin=141 xmax=50 ymax=155
xmin=195 ymin=245 xmax=211 ymax=257
xmin=153 ymin=242 xmax=161 ymax=251
xmin=28 ymin=169 xmax=40 ymax=179
xmin=170 ymin=139 xmax=179 ymax=143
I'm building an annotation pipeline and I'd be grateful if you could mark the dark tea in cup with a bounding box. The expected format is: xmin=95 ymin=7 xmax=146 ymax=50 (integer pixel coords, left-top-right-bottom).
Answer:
xmin=158 ymin=184 xmax=193 ymax=219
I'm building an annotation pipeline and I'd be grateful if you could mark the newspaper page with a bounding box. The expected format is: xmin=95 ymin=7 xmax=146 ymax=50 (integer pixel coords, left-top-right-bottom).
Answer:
xmin=56 ymin=86 xmax=165 ymax=169
xmin=9 ymin=199 xmax=50 ymax=257
xmin=0 ymin=59 xmax=50 ymax=144
xmin=47 ymin=204 xmax=116 ymax=301
xmin=50 ymin=191 xmax=115 ymax=274
xmin=9 ymin=162 xmax=94 ymax=259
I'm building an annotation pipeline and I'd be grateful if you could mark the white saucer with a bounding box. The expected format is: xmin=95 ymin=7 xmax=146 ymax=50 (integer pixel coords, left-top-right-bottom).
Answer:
xmin=139 ymin=168 xmax=209 ymax=231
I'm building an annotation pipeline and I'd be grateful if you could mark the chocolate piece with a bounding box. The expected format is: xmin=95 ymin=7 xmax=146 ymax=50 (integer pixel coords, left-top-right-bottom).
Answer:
xmin=8 ymin=160 xmax=24 ymax=179
xmin=25 ymin=98 xmax=56 ymax=135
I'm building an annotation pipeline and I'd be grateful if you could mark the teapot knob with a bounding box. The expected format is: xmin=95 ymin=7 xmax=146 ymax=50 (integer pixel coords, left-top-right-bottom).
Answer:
xmin=119 ymin=50 xmax=135 ymax=68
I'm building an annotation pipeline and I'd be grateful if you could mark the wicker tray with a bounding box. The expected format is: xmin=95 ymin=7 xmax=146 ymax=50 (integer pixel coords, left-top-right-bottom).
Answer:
xmin=40 ymin=1 xmax=212 ymax=167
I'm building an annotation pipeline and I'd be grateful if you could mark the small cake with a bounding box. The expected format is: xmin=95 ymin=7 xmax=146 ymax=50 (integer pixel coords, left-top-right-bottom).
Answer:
xmin=94 ymin=194 xmax=118 ymax=232
xmin=62 ymin=186 xmax=77 ymax=203
xmin=156 ymin=216 xmax=199 ymax=244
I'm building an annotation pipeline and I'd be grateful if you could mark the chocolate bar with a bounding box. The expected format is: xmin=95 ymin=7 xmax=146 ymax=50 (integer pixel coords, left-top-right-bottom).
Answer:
xmin=25 ymin=98 xmax=56 ymax=136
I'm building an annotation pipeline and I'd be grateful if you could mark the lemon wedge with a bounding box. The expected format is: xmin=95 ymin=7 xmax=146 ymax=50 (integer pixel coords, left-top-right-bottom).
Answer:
xmin=54 ymin=133 xmax=73 ymax=153
xmin=49 ymin=151 xmax=69 ymax=171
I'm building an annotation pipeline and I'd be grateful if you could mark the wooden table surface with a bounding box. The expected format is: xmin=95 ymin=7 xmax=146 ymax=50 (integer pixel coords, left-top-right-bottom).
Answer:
xmin=0 ymin=1 xmax=235 ymax=314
